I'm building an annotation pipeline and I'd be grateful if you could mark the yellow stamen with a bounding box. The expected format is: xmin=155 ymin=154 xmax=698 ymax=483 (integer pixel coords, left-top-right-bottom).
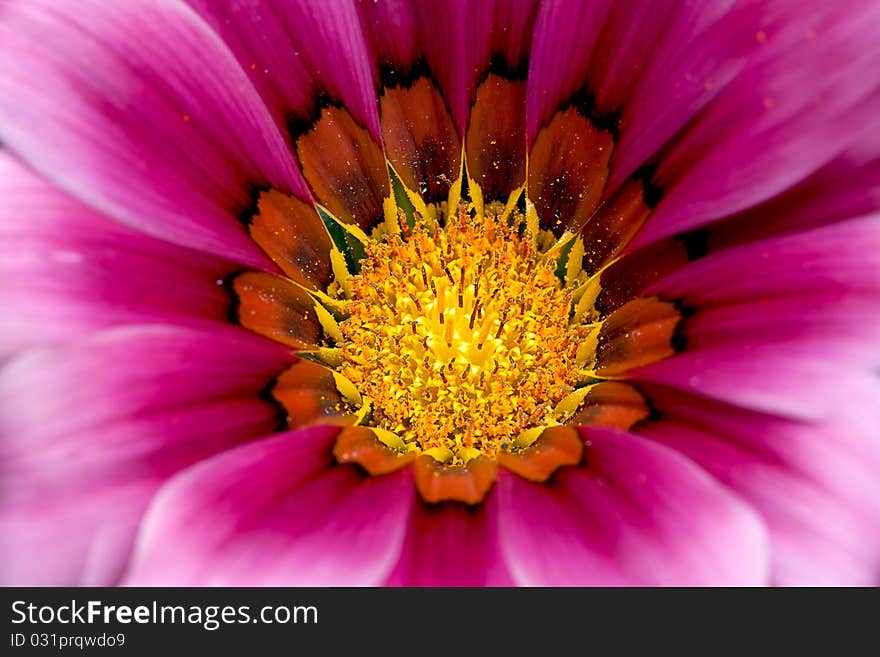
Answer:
xmin=339 ymin=206 xmax=583 ymax=464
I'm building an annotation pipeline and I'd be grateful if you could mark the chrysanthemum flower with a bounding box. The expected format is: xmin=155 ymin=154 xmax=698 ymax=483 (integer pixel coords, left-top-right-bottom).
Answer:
xmin=1 ymin=0 xmax=879 ymax=586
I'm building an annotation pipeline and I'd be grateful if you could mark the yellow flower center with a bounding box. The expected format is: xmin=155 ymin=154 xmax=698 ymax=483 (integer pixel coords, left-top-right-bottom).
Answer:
xmin=339 ymin=206 xmax=587 ymax=464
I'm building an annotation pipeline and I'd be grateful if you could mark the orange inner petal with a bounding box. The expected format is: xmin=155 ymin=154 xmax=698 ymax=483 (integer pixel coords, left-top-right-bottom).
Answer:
xmin=497 ymin=425 xmax=583 ymax=482
xmin=296 ymin=105 xmax=390 ymax=231
xmin=247 ymin=189 xmax=333 ymax=291
xmin=594 ymin=238 xmax=693 ymax=316
xmin=413 ymin=455 xmax=498 ymax=505
xmin=466 ymin=73 xmax=526 ymax=202
xmin=231 ymin=271 xmax=324 ymax=350
xmin=579 ymin=178 xmax=653 ymax=276
xmin=272 ymin=359 xmax=353 ymax=428
xmin=333 ymin=426 xmax=417 ymax=476
xmin=595 ymin=297 xmax=683 ymax=377
xmin=570 ymin=381 xmax=652 ymax=429
xmin=528 ymin=107 xmax=614 ymax=235
xmin=380 ymin=77 xmax=461 ymax=204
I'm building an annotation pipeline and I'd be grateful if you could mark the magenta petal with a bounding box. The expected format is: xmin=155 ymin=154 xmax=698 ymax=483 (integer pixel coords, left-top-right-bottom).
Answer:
xmin=639 ymin=385 xmax=880 ymax=585
xmin=632 ymin=339 xmax=880 ymax=421
xmin=525 ymin=0 xmax=612 ymax=142
xmin=0 ymin=154 xmax=237 ymax=358
xmin=188 ymin=0 xmax=381 ymax=141
xmin=704 ymin=150 xmax=880 ymax=247
xmin=498 ymin=427 xmax=769 ymax=586
xmin=470 ymin=0 xmax=539 ymax=77
xmin=606 ymin=1 xmax=762 ymax=188
xmin=358 ymin=0 xmax=470 ymax=133
xmin=126 ymin=428 xmax=414 ymax=586
xmin=527 ymin=0 xmax=754 ymax=153
xmin=589 ymin=0 xmax=740 ymax=119
xmin=0 ymin=483 xmax=157 ymax=586
xmin=645 ymin=217 xmax=880 ymax=365
xmin=633 ymin=1 xmax=880 ymax=243
xmin=0 ymin=324 xmax=292 ymax=585
xmin=0 ymin=0 xmax=306 ymax=266
xmin=385 ymin=494 xmax=514 ymax=586
xmin=648 ymin=215 xmax=880 ymax=305
xmin=356 ymin=0 xmax=420 ymax=77
xmin=684 ymin=293 xmax=880 ymax=362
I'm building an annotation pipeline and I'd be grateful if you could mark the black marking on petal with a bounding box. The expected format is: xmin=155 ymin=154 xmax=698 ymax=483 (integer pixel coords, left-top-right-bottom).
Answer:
xmin=286 ymin=90 xmax=336 ymax=142
xmin=223 ymin=269 xmax=248 ymax=326
xmin=670 ymin=299 xmax=697 ymax=353
xmin=674 ymin=228 xmax=710 ymax=261
xmin=338 ymin=458 xmax=378 ymax=480
xmin=237 ymin=183 xmax=272 ymax=226
xmin=629 ymin=382 xmax=663 ymax=427
xmin=378 ymin=56 xmax=433 ymax=91
xmin=417 ymin=496 xmax=487 ymax=514
xmin=259 ymin=376 xmax=291 ymax=433
xmin=633 ymin=164 xmax=663 ymax=209
xmin=670 ymin=328 xmax=688 ymax=352
xmin=484 ymin=53 xmax=529 ymax=83
xmin=677 ymin=302 xmax=699 ymax=319
xmin=568 ymin=86 xmax=622 ymax=141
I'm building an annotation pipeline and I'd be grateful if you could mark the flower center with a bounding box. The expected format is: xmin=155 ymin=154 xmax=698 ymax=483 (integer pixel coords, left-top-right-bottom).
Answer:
xmin=339 ymin=206 xmax=587 ymax=464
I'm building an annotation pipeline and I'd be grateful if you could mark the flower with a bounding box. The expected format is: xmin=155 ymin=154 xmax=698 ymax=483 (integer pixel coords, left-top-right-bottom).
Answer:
xmin=1 ymin=0 xmax=879 ymax=586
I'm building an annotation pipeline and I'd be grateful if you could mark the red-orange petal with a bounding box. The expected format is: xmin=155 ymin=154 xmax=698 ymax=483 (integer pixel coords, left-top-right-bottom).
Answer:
xmin=295 ymin=105 xmax=390 ymax=232
xmin=247 ymin=189 xmax=333 ymax=291
xmin=380 ymin=77 xmax=461 ymax=205
xmin=333 ymin=426 xmax=416 ymax=476
xmin=595 ymin=297 xmax=684 ymax=377
xmin=593 ymin=237 xmax=694 ymax=317
xmin=528 ymin=106 xmax=614 ymax=235
xmin=272 ymin=359 xmax=354 ymax=428
xmin=466 ymin=73 xmax=526 ymax=202
xmin=413 ymin=455 xmax=498 ymax=505
xmin=231 ymin=271 xmax=323 ymax=349
xmin=579 ymin=178 xmax=653 ymax=276
xmin=497 ymin=425 xmax=583 ymax=482
xmin=570 ymin=382 xmax=652 ymax=430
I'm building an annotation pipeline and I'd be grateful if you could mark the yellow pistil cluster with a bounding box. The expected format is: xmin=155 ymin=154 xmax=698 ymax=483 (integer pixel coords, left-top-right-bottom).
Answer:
xmin=339 ymin=207 xmax=586 ymax=464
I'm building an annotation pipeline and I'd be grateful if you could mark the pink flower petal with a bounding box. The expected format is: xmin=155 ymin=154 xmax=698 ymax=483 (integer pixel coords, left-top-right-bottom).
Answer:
xmin=187 ymin=0 xmax=380 ymax=141
xmin=1 ymin=482 xmax=157 ymax=586
xmin=631 ymin=343 xmax=878 ymax=421
xmin=701 ymin=149 xmax=880 ymax=248
xmin=385 ymin=494 xmax=514 ymax=586
xmin=356 ymin=0 xmax=420 ymax=81
xmin=606 ymin=1 xmax=763 ymax=188
xmin=648 ymin=214 xmax=880 ymax=305
xmin=470 ymin=0 xmax=540 ymax=83
xmin=527 ymin=0 xmax=754 ymax=155
xmin=633 ymin=1 xmax=880 ymax=244
xmin=684 ymin=292 xmax=880 ymax=363
xmin=358 ymin=0 xmax=469 ymax=133
xmin=188 ymin=1 xmax=392 ymax=232
xmin=126 ymin=428 xmax=414 ymax=586
xmin=0 ymin=0 xmax=306 ymax=267
xmin=498 ymin=427 xmax=769 ymax=586
xmin=638 ymin=383 xmax=880 ymax=585
xmin=0 ymin=153 xmax=238 ymax=358
xmin=525 ymin=0 xmax=612 ymax=143
xmin=0 ymin=324 xmax=292 ymax=585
